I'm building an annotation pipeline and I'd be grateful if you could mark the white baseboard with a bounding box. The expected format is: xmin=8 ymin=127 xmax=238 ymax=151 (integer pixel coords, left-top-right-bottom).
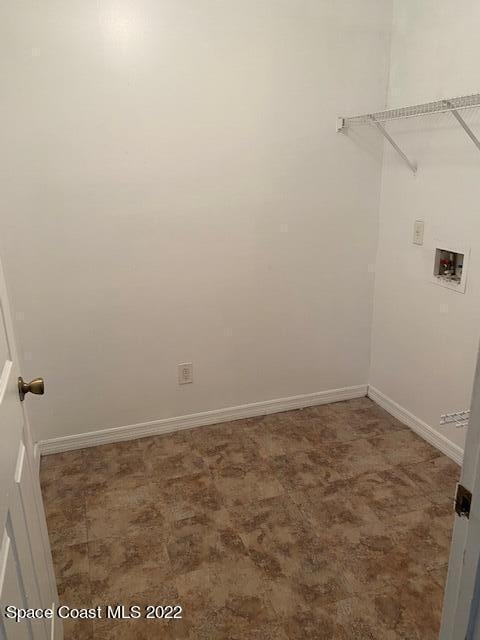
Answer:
xmin=38 ymin=384 xmax=368 ymax=456
xmin=368 ymin=385 xmax=464 ymax=466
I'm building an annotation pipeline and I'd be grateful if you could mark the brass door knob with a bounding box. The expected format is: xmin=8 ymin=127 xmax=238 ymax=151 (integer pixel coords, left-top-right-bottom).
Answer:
xmin=18 ymin=377 xmax=45 ymax=402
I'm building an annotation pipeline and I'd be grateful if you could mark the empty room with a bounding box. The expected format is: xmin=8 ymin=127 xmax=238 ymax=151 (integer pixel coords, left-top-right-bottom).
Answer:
xmin=1 ymin=1 xmax=480 ymax=638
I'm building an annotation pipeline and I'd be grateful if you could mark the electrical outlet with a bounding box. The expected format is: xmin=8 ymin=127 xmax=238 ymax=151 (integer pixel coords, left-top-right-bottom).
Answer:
xmin=177 ymin=362 xmax=193 ymax=385
xmin=413 ymin=219 xmax=424 ymax=245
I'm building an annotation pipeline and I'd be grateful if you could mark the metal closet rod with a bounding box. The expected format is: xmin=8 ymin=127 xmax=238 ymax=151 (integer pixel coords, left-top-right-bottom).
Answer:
xmin=337 ymin=92 xmax=480 ymax=174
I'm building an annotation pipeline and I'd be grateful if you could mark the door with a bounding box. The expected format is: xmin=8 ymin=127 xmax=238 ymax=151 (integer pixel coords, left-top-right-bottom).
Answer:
xmin=441 ymin=345 xmax=480 ymax=639
xmin=0 ymin=256 xmax=61 ymax=639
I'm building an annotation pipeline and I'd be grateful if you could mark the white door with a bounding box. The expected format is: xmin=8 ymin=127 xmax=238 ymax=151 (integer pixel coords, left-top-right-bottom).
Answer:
xmin=441 ymin=346 xmax=480 ymax=639
xmin=0 ymin=256 xmax=61 ymax=639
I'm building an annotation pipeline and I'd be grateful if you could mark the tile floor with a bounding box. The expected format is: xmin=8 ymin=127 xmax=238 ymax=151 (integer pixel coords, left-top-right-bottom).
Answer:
xmin=40 ymin=398 xmax=460 ymax=639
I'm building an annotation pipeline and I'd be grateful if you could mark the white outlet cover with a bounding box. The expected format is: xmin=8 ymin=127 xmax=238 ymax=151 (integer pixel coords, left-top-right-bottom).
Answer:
xmin=413 ymin=219 xmax=424 ymax=245
xmin=177 ymin=362 xmax=193 ymax=385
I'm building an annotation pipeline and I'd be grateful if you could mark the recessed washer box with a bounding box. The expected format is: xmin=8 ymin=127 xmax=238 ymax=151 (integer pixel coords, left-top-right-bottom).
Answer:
xmin=432 ymin=244 xmax=470 ymax=294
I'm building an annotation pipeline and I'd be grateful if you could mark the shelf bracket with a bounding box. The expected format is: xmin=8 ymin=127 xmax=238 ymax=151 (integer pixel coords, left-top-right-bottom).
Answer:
xmin=369 ymin=116 xmax=417 ymax=174
xmin=445 ymin=101 xmax=480 ymax=153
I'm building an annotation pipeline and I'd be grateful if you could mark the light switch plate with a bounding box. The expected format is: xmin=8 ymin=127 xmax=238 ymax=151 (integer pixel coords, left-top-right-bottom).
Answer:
xmin=413 ymin=219 xmax=424 ymax=245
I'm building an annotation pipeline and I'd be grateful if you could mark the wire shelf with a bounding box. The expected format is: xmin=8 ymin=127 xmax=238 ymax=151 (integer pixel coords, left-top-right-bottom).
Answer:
xmin=337 ymin=92 xmax=480 ymax=174
xmin=341 ymin=93 xmax=480 ymax=127
xmin=440 ymin=410 xmax=470 ymax=430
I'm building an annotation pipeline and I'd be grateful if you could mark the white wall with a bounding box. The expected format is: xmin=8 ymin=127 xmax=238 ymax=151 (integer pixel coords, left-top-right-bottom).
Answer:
xmin=370 ymin=0 xmax=480 ymax=450
xmin=0 ymin=0 xmax=391 ymax=441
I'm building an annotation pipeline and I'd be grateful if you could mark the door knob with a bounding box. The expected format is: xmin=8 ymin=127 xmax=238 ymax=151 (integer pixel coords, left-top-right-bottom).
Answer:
xmin=18 ymin=377 xmax=45 ymax=402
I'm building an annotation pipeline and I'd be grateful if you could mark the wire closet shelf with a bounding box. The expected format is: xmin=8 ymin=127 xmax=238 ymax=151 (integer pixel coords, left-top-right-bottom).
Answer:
xmin=337 ymin=92 xmax=480 ymax=174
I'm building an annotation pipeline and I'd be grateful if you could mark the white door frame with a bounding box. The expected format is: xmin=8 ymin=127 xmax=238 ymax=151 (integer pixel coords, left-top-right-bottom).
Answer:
xmin=441 ymin=344 xmax=480 ymax=639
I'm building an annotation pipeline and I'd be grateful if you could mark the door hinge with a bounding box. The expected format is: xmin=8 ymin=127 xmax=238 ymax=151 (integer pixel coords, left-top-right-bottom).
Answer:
xmin=455 ymin=483 xmax=472 ymax=519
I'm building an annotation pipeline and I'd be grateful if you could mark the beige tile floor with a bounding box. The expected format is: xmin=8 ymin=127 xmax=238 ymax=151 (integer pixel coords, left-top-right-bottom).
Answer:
xmin=40 ymin=397 xmax=459 ymax=639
